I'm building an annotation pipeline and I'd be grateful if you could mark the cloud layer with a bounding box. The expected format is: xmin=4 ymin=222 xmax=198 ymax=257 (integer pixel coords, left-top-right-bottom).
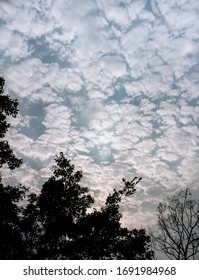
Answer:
xmin=0 ymin=0 xmax=199 ymax=230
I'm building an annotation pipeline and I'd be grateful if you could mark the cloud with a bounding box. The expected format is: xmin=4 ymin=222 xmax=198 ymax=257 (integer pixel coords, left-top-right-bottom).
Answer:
xmin=0 ymin=0 xmax=199 ymax=249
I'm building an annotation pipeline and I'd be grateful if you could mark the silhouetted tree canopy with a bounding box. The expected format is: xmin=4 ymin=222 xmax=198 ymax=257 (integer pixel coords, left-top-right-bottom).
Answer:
xmin=19 ymin=153 xmax=153 ymax=260
xmin=35 ymin=153 xmax=95 ymax=259
xmin=0 ymin=77 xmax=154 ymax=260
xmin=0 ymin=76 xmax=24 ymax=259
xmin=0 ymin=181 xmax=27 ymax=259
xmin=0 ymin=76 xmax=22 ymax=171
xmin=1 ymin=152 xmax=154 ymax=260
xmin=66 ymin=183 xmax=153 ymax=260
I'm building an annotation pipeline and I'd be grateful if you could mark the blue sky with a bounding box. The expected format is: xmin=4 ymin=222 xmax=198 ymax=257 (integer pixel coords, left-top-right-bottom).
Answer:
xmin=0 ymin=0 xmax=199 ymax=235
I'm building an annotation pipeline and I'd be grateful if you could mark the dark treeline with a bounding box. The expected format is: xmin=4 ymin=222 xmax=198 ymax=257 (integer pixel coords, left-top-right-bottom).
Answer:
xmin=0 ymin=153 xmax=154 ymax=260
xmin=0 ymin=76 xmax=154 ymax=260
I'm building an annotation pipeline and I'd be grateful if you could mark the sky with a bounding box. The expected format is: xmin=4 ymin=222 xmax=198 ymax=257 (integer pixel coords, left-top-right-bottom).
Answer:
xmin=0 ymin=0 xmax=199 ymax=243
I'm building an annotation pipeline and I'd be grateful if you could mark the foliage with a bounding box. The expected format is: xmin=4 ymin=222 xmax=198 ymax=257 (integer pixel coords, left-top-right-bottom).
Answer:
xmin=0 ymin=76 xmax=22 ymax=170
xmin=0 ymin=76 xmax=24 ymax=259
xmin=21 ymin=153 xmax=153 ymax=260
xmin=0 ymin=179 xmax=27 ymax=259
xmin=0 ymin=152 xmax=154 ymax=260
xmin=66 ymin=181 xmax=153 ymax=260
xmin=35 ymin=153 xmax=95 ymax=259
xmin=150 ymin=188 xmax=199 ymax=260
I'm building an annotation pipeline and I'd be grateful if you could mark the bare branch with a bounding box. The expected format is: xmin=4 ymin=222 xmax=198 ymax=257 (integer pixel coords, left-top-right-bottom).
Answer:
xmin=150 ymin=188 xmax=199 ymax=260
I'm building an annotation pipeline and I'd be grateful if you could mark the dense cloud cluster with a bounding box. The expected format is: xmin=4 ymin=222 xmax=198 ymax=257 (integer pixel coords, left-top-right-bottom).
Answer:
xmin=0 ymin=0 xmax=199 ymax=230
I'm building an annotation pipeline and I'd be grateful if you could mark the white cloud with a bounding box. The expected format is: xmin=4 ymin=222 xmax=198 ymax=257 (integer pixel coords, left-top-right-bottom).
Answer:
xmin=104 ymin=4 xmax=131 ymax=28
xmin=128 ymin=0 xmax=146 ymax=21
xmin=99 ymin=55 xmax=128 ymax=78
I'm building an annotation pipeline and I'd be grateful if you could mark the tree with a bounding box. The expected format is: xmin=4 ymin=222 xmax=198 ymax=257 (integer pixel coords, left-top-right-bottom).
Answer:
xmin=0 ymin=181 xmax=27 ymax=259
xmin=63 ymin=177 xmax=154 ymax=260
xmin=21 ymin=153 xmax=153 ymax=260
xmin=20 ymin=192 xmax=42 ymax=259
xmin=0 ymin=76 xmax=22 ymax=171
xmin=0 ymin=77 xmax=24 ymax=259
xmin=150 ymin=188 xmax=199 ymax=260
xmin=27 ymin=152 xmax=94 ymax=259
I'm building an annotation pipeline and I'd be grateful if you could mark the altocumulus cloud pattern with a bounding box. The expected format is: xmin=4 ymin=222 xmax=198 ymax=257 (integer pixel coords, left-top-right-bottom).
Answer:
xmin=0 ymin=0 xmax=199 ymax=229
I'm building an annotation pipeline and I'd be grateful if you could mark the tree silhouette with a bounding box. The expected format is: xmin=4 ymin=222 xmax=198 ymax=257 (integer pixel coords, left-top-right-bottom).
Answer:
xmin=0 ymin=77 xmax=24 ymax=259
xmin=66 ymin=183 xmax=154 ymax=260
xmin=0 ymin=181 xmax=27 ymax=259
xmin=0 ymin=77 xmax=22 ymax=171
xmin=65 ymin=189 xmax=124 ymax=259
xmin=18 ymin=152 xmax=94 ymax=259
xmin=20 ymin=192 xmax=42 ymax=259
xmin=0 ymin=150 xmax=154 ymax=259
xmin=19 ymin=153 xmax=153 ymax=260
xmin=150 ymin=188 xmax=199 ymax=259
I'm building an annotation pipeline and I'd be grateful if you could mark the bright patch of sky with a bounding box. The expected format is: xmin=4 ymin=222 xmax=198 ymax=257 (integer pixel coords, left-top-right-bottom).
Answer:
xmin=0 ymin=0 xmax=199 ymax=231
